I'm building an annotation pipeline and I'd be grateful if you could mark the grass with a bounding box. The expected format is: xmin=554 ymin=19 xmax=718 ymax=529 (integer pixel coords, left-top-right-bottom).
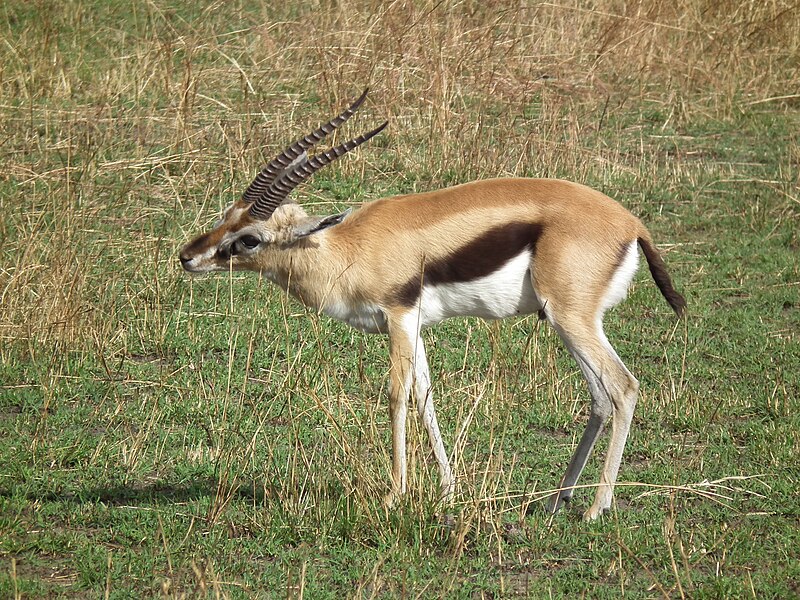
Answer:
xmin=1 ymin=0 xmax=798 ymax=597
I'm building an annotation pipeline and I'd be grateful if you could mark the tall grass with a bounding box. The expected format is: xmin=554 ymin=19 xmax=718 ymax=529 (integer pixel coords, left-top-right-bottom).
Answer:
xmin=2 ymin=0 xmax=797 ymax=350
xmin=1 ymin=0 xmax=798 ymax=597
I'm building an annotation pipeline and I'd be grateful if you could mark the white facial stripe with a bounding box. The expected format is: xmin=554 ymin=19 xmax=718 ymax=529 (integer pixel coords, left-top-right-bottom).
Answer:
xmin=221 ymin=225 xmax=261 ymax=245
xmin=183 ymin=205 xmax=262 ymax=271
xmin=195 ymin=246 xmax=217 ymax=263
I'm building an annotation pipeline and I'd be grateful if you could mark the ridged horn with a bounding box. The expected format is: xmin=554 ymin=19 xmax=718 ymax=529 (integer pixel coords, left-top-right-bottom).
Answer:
xmin=249 ymin=120 xmax=388 ymax=221
xmin=241 ymin=89 xmax=370 ymax=204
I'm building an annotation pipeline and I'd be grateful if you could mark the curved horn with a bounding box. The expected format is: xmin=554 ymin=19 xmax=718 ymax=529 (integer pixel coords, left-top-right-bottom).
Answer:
xmin=249 ymin=120 xmax=388 ymax=221
xmin=241 ymin=88 xmax=369 ymax=204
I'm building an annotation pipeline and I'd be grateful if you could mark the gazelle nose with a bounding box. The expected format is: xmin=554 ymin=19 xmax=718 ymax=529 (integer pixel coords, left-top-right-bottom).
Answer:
xmin=179 ymin=254 xmax=192 ymax=268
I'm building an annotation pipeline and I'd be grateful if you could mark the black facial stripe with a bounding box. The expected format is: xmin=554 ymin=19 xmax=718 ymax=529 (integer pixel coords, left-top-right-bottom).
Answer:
xmin=183 ymin=227 xmax=226 ymax=259
xmin=217 ymin=244 xmax=232 ymax=260
xmin=391 ymin=222 xmax=544 ymax=307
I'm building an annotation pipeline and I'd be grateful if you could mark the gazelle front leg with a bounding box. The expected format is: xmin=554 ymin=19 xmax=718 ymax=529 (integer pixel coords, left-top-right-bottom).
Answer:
xmin=384 ymin=319 xmax=413 ymax=507
xmin=411 ymin=334 xmax=455 ymax=502
xmin=548 ymin=353 xmax=612 ymax=514
xmin=385 ymin=313 xmax=455 ymax=507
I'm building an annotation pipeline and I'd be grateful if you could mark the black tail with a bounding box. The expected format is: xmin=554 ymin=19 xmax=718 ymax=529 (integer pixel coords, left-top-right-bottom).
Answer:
xmin=637 ymin=237 xmax=686 ymax=316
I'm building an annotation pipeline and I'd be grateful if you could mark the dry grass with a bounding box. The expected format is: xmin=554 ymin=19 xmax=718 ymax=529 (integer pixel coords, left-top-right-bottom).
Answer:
xmin=2 ymin=0 xmax=798 ymax=351
xmin=1 ymin=0 xmax=798 ymax=597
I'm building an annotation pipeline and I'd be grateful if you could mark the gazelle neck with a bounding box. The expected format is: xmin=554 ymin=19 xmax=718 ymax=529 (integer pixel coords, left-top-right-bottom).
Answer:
xmin=263 ymin=232 xmax=388 ymax=334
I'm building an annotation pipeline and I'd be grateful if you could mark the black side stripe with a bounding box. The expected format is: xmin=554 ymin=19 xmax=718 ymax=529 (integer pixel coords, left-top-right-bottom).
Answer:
xmin=391 ymin=222 xmax=544 ymax=307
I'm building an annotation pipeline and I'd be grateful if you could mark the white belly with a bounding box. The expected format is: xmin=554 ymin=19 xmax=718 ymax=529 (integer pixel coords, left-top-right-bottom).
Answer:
xmin=321 ymin=300 xmax=388 ymax=333
xmin=416 ymin=251 xmax=541 ymax=328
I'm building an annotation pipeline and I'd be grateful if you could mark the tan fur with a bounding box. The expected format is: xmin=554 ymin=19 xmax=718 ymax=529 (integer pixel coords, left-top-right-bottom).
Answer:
xmin=183 ymin=179 xmax=642 ymax=314
xmin=180 ymin=177 xmax=683 ymax=520
xmin=332 ymin=180 xmax=637 ymax=308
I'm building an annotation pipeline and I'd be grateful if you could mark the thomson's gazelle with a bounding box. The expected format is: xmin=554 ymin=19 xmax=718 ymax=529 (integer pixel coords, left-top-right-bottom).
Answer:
xmin=179 ymin=90 xmax=686 ymax=521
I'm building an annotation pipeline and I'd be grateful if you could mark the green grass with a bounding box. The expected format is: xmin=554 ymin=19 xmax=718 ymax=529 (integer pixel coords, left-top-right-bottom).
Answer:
xmin=1 ymin=0 xmax=799 ymax=597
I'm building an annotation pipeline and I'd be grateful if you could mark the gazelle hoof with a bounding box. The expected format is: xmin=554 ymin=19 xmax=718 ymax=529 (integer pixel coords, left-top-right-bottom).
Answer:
xmin=547 ymin=491 xmax=571 ymax=515
xmin=583 ymin=505 xmax=610 ymax=522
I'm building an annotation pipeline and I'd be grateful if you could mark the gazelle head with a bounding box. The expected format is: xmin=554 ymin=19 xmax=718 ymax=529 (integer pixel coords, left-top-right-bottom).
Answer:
xmin=179 ymin=89 xmax=387 ymax=274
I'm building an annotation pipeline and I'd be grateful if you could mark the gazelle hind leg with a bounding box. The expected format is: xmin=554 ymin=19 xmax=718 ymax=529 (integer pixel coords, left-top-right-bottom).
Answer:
xmin=586 ymin=337 xmax=638 ymax=521
xmin=550 ymin=318 xmax=639 ymax=521
xmin=548 ymin=352 xmax=612 ymax=513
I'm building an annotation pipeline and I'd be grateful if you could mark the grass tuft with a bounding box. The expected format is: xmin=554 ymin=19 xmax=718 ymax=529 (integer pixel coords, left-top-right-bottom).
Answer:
xmin=1 ymin=0 xmax=798 ymax=597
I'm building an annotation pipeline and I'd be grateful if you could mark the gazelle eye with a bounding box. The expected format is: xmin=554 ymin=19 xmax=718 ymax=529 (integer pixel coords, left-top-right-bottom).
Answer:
xmin=239 ymin=235 xmax=260 ymax=249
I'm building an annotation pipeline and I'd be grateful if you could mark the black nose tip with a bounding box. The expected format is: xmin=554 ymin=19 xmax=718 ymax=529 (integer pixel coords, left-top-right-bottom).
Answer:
xmin=179 ymin=255 xmax=191 ymax=267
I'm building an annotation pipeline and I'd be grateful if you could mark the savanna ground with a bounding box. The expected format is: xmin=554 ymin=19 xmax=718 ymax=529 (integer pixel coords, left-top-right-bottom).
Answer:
xmin=1 ymin=0 xmax=798 ymax=597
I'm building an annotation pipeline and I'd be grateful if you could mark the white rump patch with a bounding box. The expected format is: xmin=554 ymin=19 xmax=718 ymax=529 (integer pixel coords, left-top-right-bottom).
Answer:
xmin=600 ymin=241 xmax=639 ymax=314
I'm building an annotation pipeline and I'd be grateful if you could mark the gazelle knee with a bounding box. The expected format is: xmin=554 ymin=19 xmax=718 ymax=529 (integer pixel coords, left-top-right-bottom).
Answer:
xmin=592 ymin=399 xmax=612 ymax=422
xmin=617 ymin=375 xmax=639 ymax=412
xmin=627 ymin=376 xmax=640 ymax=398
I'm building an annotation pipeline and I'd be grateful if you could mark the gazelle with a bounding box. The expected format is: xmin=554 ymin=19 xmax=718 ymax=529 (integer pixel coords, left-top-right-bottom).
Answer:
xmin=179 ymin=90 xmax=685 ymax=521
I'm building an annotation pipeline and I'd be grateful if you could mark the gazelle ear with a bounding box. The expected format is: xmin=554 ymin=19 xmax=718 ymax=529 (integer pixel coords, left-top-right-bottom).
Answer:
xmin=291 ymin=209 xmax=352 ymax=239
